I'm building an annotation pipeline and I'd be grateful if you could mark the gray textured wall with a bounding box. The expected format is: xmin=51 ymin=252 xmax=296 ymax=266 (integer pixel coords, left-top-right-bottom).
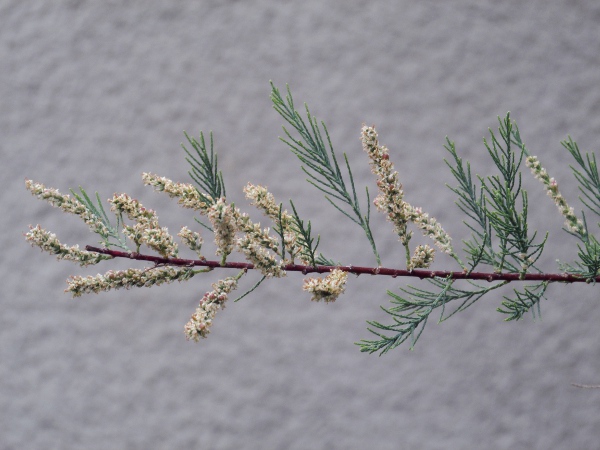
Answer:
xmin=3 ymin=2 xmax=600 ymax=449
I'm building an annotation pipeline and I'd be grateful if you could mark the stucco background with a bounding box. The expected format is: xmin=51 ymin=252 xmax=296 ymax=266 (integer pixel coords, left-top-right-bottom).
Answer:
xmin=3 ymin=1 xmax=600 ymax=449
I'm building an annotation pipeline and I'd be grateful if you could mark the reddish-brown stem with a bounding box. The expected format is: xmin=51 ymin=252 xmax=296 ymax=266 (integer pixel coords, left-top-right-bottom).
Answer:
xmin=86 ymin=245 xmax=600 ymax=283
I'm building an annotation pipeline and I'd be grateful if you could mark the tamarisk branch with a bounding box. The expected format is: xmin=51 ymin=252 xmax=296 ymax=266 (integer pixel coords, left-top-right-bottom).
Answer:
xmin=86 ymin=246 xmax=600 ymax=283
xmin=24 ymin=83 xmax=600 ymax=352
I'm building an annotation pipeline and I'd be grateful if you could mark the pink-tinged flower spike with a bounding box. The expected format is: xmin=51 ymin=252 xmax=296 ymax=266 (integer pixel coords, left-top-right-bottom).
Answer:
xmin=142 ymin=172 xmax=213 ymax=213
xmin=25 ymin=225 xmax=112 ymax=266
xmin=184 ymin=276 xmax=240 ymax=341
xmin=526 ymin=155 xmax=586 ymax=237
xmin=25 ymin=180 xmax=109 ymax=236
xmin=361 ymin=126 xmax=410 ymax=245
xmin=109 ymin=193 xmax=179 ymax=258
xmin=361 ymin=126 xmax=454 ymax=257
xmin=302 ymin=268 xmax=348 ymax=303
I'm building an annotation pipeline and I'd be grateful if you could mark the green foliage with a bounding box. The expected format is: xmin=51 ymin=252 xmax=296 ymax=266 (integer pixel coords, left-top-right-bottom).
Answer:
xmin=182 ymin=131 xmax=226 ymax=204
xmin=558 ymin=137 xmax=600 ymax=280
xmin=270 ymin=82 xmax=380 ymax=265
xmin=358 ymin=278 xmax=509 ymax=354
xmin=563 ymin=136 xmax=600 ymax=218
xmin=288 ymin=200 xmax=320 ymax=267
xmin=497 ymin=281 xmax=548 ymax=321
xmin=357 ymin=113 xmax=594 ymax=354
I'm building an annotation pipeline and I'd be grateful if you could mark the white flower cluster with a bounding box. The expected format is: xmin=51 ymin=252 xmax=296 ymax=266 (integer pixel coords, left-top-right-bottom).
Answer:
xmin=404 ymin=205 xmax=453 ymax=255
xmin=109 ymin=193 xmax=178 ymax=258
xmin=302 ymin=269 xmax=348 ymax=303
xmin=526 ymin=155 xmax=586 ymax=237
xmin=145 ymin=174 xmax=286 ymax=277
xmin=25 ymin=225 xmax=111 ymax=266
xmin=235 ymin=212 xmax=285 ymax=278
xmin=244 ymin=183 xmax=347 ymax=297
xmin=184 ymin=276 xmax=239 ymax=341
xmin=142 ymin=172 xmax=214 ymax=213
xmin=408 ymin=244 xmax=435 ymax=270
xmin=361 ymin=126 xmax=453 ymax=256
xmin=178 ymin=226 xmax=204 ymax=258
xmin=244 ymin=183 xmax=299 ymax=261
xmin=25 ymin=180 xmax=109 ymax=236
xmin=66 ymin=265 xmax=195 ymax=297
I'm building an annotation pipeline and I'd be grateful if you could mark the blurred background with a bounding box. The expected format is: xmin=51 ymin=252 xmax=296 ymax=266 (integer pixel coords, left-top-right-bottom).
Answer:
xmin=3 ymin=1 xmax=600 ymax=448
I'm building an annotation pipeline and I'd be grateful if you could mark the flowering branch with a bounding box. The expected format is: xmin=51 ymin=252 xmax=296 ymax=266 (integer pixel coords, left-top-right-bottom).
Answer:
xmin=85 ymin=245 xmax=600 ymax=283
xmin=23 ymin=82 xmax=599 ymax=355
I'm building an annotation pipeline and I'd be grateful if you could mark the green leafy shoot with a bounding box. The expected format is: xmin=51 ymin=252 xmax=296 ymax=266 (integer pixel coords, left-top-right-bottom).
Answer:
xmin=182 ymin=131 xmax=226 ymax=204
xmin=270 ymin=81 xmax=380 ymax=265
xmin=497 ymin=282 xmax=549 ymax=321
xmin=563 ymin=137 xmax=600 ymax=218
xmin=364 ymin=113 xmax=553 ymax=346
xmin=357 ymin=277 xmax=509 ymax=354
xmin=70 ymin=187 xmax=130 ymax=250
xmin=559 ymin=232 xmax=600 ymax=280
xmin=289 ymin=200 xmax=320 ymax=267
xmin=315 ymin=254 xmax=340 ymax=266
xmin=445 ymin=138 xmax=493 ymax=272
xmin=480 ymin=114 xmax=546 ymax=277
xmin=448 ymin=114 xmax=547 ymax=278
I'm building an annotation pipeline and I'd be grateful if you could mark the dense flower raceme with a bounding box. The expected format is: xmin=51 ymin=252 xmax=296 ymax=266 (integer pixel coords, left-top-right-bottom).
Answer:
xmin=66 ymin=266 xmax=196 ymax=297
xmin=142 ymin=172 xmax=213 ymax=213
xmin=360 ymin=126 xmax=454 ymax=258
xmin=145 ymin=174 xmax=342 ymax=294
xmin=26 ymin=172 xmax=351 ymax=344
xmin=526 ymin=155 xmax=586 ymax=237
xmin=235 ymin=212 xmax=286 ymax=278
xmin=408 ymin=244 xmax=436 ymax=270
xmin=25 ymin=225 xmax=111 ymax=266
xmin=109 ymin=193 xmax=179 ymax=258
xmin=25 ymin=180 xmax=109 ymax=236
xmin=146 ymin=173 xmax=345 ymax=296
xmin=206 ymin=198 xmax=237 ymax=258
xmin=184 ymin=276 xmax=239 ymax=341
